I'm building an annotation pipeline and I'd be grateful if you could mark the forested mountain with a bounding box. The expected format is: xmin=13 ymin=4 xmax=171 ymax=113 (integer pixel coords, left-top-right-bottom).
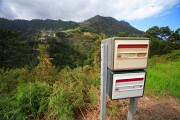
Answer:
xmin=0 ymin=15 xmax=145 ymax=69
xmin=0 ymin=18 xmax=78 ymax=39
xmin=80 ymin=15 xmax=143 ymax=35
xmin=0 ymin=18 xmax=79 ymax=31
xmin=0 ymin=15 xmax=179 ymax=69
xmin=0 ymin=15 xmax=143 ymax=39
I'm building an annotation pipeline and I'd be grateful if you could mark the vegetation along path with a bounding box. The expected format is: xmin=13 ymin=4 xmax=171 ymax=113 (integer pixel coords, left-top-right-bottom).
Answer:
xmin=77 ymin=93 xmax=180 ymax=120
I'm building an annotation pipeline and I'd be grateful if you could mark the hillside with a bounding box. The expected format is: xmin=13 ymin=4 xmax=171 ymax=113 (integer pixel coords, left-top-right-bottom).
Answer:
xmin=0 ymin=18 xmax=79 ymax=39
xmin=80 ymin=15 xmax=143 ymax=36
xmin=0 ymin=15 xmax=143 ymax=39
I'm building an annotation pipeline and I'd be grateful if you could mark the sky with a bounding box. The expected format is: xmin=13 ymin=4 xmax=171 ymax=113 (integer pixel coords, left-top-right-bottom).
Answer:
xmin=0 ymin=0 xmax=180 ymax=31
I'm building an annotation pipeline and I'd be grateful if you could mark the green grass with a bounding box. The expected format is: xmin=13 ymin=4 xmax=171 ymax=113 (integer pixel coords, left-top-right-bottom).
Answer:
xmin=148 ymin=49 xmax=180 ymax=66
xmin=145 ymin=50 xmax=180 ymax=98
xmin=145 ymin=61 xmax=180 ymax=98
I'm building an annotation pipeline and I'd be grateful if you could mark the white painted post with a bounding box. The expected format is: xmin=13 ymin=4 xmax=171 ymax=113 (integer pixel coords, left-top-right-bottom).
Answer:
xmin=100 ymin=44 xmax=107 ymax=120
xmin=127 ymin=98 xmax=138 ymax=120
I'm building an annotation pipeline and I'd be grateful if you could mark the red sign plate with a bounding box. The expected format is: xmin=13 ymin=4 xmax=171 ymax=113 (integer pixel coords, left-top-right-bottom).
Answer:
xmin=116 ymin=78 xmax=144 ymax=83
xmin=118 ymin=44 xmax=148 ymax=48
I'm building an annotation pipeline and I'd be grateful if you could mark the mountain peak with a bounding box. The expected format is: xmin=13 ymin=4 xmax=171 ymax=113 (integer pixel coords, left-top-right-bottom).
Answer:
xmin=81 ymin=15 xmax=143 ymax=36
xmin=84 ymin=15 xmax=116 ymax=23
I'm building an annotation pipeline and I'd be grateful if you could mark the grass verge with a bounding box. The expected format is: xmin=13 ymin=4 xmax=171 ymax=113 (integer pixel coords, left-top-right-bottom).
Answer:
xmin=145 ymin=62 xmax=180 ymax=98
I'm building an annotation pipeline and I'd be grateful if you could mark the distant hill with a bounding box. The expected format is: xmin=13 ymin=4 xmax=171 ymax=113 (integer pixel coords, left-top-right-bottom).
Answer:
xmin=0 ymin=15 xmax=144 ymax=39
xmin=80 ymin=15 xmax=143 ymax=36
xmin=0 ymin=18 xmax=79 ymax=39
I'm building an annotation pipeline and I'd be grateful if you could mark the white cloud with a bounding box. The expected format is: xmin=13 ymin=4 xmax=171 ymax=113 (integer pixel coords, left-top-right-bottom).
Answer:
xmin=0 ymin=0 xmax=179 ymax=21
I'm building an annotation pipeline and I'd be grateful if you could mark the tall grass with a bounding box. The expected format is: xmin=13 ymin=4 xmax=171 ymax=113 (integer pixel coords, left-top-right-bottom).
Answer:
xmin=49 ymin=67 xmax=97 ymax=120
xmin=145 ymin=62 xmax=180 ymax=98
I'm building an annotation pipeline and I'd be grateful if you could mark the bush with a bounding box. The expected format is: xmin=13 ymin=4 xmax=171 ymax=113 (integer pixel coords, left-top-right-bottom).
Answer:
xmin=49 ymin=67 xmax=97 ymax=120
xmin=1 ymin=81 xmax=51 ymax=119
xmin=0 ymin=68 xmax=31 ymax=95
xmin=149 ymin=37 xmax=180 ymax=57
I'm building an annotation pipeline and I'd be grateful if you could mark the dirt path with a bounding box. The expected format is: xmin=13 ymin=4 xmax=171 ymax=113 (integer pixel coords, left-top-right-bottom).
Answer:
xmin=76 ymin=88 xmax=180 ymax=120
xmin=136 ymin=96 xmax=180 ymax=120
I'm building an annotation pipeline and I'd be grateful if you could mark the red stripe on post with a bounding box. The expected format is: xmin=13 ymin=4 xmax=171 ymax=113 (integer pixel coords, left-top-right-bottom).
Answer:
xmin=116 ymin=78 xmax=144 ymax=83
xmin=118 ymin=44 xmax=148 ymax=48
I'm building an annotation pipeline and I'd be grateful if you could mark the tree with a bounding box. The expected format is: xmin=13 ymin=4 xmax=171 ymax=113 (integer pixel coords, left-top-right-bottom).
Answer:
xmin=175 ymin=28 xmax=180 ymax=34
xmin=146 ymin=26 xmax=160 ymax=37
xmin=146 ymin=26 xmax=175 ymax=41
xmin=128 ymin=33 xmax=142 ymax=37
xmin=0 ymin=29 xmax=38 ymax=69
xmin=159 ymin=26 xmax=171 ymax=40
xmin=118 ymin=32 xmax=126 ymax=37
xmin=0 ymin=29 xmax=19 ymax=68
xmin=145 ymin=26 xmax=180 ymax=56
xmin=168 ymin=28 xmax=180 ymax=43
xmin=35 ymin=44 xmax=58 ymax=84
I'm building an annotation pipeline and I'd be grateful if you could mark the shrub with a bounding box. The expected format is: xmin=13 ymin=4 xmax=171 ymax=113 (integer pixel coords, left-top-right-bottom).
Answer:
xmin=49 ymin=67 xmax=97 ymax=120
xmin=34 ymin=44 xmax=58 ymax=84
xmin=0 ymin=68 xmax=31 ymax=95
xmin=3 ymin=81 xmax=51 ymax=119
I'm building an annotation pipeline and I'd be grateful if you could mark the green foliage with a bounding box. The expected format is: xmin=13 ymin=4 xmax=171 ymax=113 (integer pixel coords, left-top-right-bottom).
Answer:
xmin=56 ymin=31 xmax=67 ymax=38
xmin=0 ymin=94 xmax=15 ymax=119
xmin=108 ymin=105 xmax=120 ymax=119
xmin=47 ymin=40 xmax=85 ymax=69
xmin=10 ymin=81 xmax=51 ymax=119
xmin=35 ymin=44 xmax=58 ymax=84
xmin=146 ymin=26 xmax=179 ymax=42
xmin=31 ymin=46 xmax=59 ymax=116
xmin=0 ymin=29 xmax=38 ymax=69
xmin=168 ymin=28 xmax=180 ymax=42
xmin=148 ymin=36 xmax=180 ymax=57
xmin=88 ymin=87 xmax=97 ymax=107
xmin=149 ymin=49 xmax=180 ymax=66
xmin=0 ymin=68 xmax=31 ymax=95
xmin=146 ymin=26 xmax=160 ymax=37
xmin=0 ymin=18 xmax=79 ymax=40
xmin=145 ymin=62 xmax=180 ymax=98
xmin=80 ymin=15 xmax=143 ymax=36
xmin=49 ymin=80 xmax=84 ymax=120
xmin=149 ymin=38 xmax=170 ymax=56
xmin=84 ymin=49 xmax=95 ymax=66
xmin=128 ymin=33 xmax=143 ymax=37
xmin=146 ymin=49 xmax=180 ymax=99
xmin=49 ymin=28 xmax=99 ymax=69
xmin=118 ymin=32 xmax=126 ymax=37
xmin=80 ymin=24 xmax=97 ymax=33
xmin=159 ymin=26 xmax=171 ymax=39
xmin=93 ymin=33 xmax=106 ymax=71
xmin=49 ymin=67 xmax=97 ymax=119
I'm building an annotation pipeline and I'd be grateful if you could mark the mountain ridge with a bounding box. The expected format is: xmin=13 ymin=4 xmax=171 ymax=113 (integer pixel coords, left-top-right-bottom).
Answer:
xmin=0 ymin=15 xmax=143 ymax=39
xmin=80 ymin=15 xmax=143 ymax=35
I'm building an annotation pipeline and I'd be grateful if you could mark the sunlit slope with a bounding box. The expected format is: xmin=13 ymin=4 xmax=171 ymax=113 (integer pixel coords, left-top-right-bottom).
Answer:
xmin=145 ymin=50 xmax=180 ymax=98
